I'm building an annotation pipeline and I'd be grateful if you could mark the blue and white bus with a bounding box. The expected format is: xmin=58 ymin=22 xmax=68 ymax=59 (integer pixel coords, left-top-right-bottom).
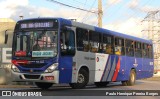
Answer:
xmin=6 ymin=18 xmax=154 ymax=89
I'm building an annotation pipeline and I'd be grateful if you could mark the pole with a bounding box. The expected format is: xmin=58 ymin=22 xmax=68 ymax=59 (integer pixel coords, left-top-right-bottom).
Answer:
xmin=98 ymin=0 xmax=103 ymax=27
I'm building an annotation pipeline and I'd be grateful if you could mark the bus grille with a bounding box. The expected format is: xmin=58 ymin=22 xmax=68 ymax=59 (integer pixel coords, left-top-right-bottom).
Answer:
xmin=19 ymin=63 xmax=46 ymax=68
xmin=24 ymin=74 xmax=40 ymax=79
xmin=21 ymin=70 xmax=44 ymax=73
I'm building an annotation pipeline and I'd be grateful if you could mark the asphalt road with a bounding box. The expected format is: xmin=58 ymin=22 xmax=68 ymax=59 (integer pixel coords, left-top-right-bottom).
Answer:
xmin=0 ymin=80 xmax=160 ymax=99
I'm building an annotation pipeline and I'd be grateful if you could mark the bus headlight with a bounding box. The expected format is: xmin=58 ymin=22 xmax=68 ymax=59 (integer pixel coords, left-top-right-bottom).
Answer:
xmin=11 ymin=64 xmax=20 ymax=72
xmin=44 ymin=63 xmax=58 ymax=73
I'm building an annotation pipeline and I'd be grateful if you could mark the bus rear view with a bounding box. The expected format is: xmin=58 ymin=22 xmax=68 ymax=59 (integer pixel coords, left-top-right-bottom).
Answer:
xmin=11 ymin=18 xmax=59 ymax=89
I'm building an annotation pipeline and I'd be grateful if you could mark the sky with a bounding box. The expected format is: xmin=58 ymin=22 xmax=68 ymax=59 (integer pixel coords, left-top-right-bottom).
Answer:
xmin=0 ymin=0 xmax=159 ymax=38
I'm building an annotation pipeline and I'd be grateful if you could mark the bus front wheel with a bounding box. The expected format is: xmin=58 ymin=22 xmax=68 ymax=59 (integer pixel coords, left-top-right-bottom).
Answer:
xmin=35 ymin=82 xmax=53 ymax=89
xmin=69 ymin=69 xmax=89 ymax=89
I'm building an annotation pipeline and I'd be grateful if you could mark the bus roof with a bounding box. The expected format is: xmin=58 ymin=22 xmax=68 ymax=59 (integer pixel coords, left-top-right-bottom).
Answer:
xmin=59 ymin=18 xmax=152 ymax=44
xmin=17 ymin=17 xmax=152 ymax=44
xmin=94 ymin=27 xmax=152 ymax=44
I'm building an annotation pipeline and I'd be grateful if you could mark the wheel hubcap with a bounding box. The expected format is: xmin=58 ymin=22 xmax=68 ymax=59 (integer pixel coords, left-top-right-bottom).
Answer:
xmin=77 ymin=74 xmax=85 ymax=83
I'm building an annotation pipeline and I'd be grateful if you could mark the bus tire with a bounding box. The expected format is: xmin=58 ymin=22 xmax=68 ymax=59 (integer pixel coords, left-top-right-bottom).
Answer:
xmin=35 ymin=82 xmax=53 ymax=89
xmin=127 ymin=69 xmax=136 ymax=86
xmin=121 ymin=70 xmax=136 ymax=86
xmin=95 ymin=82 xmax=108 ymax=87
xmin=69 ymin=69 xmax=89 ymax=89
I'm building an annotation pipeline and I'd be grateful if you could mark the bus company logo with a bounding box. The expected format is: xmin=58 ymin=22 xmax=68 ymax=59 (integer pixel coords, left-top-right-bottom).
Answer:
xmin=96 ymin=57 xmax=99 ymax=62
xmin=2 ymin=91 xmax=11 ymax=96
xmin=133 ymin=58 xmax=138 ymax=67
xmin=28 ymin=52 xmax=31 ymax=56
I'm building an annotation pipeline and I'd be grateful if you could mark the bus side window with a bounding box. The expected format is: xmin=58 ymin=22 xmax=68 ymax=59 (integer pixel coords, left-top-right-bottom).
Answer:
xmin=76 ymin=28 xmax=89 ymax=52
xmin=125 ymin=40 xmax=134 ymax=57
xmin=135 ymin=42 xmax=142 ymax=57
xmin=60 ymin=30 xmax=75 ymax=56
xmin=103 ymin=34 xmax=113 ymax=54
xmin=148 ymin=45 xmax=153 ymax=58
xmin=89 ymin=31 xmax=100 ymax=53
xmin=142 ymin=43 xmax=149 ymax=58
xmin=115 ymin=37 xmax=124 ymax=55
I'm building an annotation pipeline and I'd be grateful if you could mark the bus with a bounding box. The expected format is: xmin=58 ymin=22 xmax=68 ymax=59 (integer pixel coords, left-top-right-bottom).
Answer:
xmin=5 ymin=17 xmax=154 ymax=89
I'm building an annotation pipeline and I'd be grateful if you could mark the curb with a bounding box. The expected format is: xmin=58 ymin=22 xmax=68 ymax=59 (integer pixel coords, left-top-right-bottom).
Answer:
xmin=0 ymin=85 xmax=32 ymax=88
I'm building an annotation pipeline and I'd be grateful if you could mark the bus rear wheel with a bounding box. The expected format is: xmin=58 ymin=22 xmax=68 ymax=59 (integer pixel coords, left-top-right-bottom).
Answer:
xmin=122 ymin=69 xmax=136 ymax=86
xmin=95 ymin=82 xmax=109 ymax=87
xmin=69 ymin=69 xmax=89 ymax=89
xmin=35 ymin=82 xmax=53 ymax=89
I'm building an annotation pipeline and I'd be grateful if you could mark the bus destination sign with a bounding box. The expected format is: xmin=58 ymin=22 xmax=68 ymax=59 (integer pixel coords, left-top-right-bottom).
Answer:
xmin=20 ymin=22 xmax=53 ymax=29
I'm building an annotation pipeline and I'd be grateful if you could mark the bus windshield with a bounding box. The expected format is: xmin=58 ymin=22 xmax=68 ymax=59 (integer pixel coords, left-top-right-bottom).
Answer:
xmin=13 ymin=30 xmax=58 ymax=59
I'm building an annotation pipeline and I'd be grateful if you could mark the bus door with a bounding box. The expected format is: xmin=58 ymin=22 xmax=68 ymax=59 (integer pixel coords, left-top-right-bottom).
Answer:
xmin=59 ymin=28 xmax=75 ymax=83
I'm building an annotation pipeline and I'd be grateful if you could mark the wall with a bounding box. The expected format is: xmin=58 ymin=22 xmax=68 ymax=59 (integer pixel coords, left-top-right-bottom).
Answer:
xmin=0 ymin=18 xmax=16 ymax=84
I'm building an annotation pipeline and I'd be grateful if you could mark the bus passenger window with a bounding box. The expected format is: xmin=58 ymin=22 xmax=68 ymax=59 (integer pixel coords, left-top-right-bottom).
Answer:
xmin=103 ymin=34 xmax=113 ymax=54
xmin=60 ymin=30 xmax=75 ymax=56
xmin=89 ymin=31 xmax=100 ymax=53
xmin=135 ymin=42 xmax=142 ymax=57
xmin=142 ymin=43 xmax=149 ymax=58
xmin=114 ymin=37 xmax=124 ymax=55
xmin=148 ymin=45 xmax=153 ymax=58
xmin=76 ymin=28 xmax=89 ymax=52
xmin=125 ymin=40 xmax=134 ymax=57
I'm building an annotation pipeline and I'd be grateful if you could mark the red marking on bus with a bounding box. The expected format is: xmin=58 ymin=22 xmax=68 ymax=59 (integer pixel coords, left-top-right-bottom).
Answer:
xmin=15 ymin=51 xmax=26 ymax=57
xmin=112 ymin=58 xmax=120 ymax=81
xmin=12 ymin=60 xmax=28 ymax=66
xmin=12 ymin=60 xmax=19 ymax=66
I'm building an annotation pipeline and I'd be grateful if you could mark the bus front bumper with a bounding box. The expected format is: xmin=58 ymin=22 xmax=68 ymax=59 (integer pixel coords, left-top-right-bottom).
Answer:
xmin=11 ymin=70 xmax=59 ymax=83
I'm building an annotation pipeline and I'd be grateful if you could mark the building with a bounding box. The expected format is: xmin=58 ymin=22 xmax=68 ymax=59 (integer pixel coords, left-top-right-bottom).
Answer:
xmin=0 ymin=18 xmax=16 ymax=84
xmin=0 ymin=18 xmax=16 ymax=46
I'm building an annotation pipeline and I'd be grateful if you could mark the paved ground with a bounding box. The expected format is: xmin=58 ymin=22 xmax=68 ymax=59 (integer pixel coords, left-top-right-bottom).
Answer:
xmin=0 ymin=77 xmax=159 ymax=88
xmin=0 ymin=79 xmax=159 ymax=91
xmin=0 ymin=79 xmax=160 ymax=99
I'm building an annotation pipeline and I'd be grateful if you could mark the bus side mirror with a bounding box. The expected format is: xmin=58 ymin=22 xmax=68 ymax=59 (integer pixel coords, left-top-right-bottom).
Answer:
xmin=4 ymin=30 xmax=8 ymax=44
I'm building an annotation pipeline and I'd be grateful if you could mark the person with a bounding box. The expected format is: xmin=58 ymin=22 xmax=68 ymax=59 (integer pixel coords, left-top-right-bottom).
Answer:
xmin=91 ymin=43 xmax=98 ymax=53
xmin=84 ymin=43 xmax=89 ymax=52
xmin=106 ymin=45 xmax=112 ymax=54
xmin=99 ymin=44 xmax=103 ymax=53
xmin=115 ymin=46 xmax=121 ymax=55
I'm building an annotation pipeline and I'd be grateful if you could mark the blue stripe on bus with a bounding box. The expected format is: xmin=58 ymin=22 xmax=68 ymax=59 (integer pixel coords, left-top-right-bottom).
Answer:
xmin=106 ymin=55 xmax=116 ymax=81
xmin=100 ymin=55 xmax=110 ymax=81
xmin=101 ymin=55 xmax=112 ymax=81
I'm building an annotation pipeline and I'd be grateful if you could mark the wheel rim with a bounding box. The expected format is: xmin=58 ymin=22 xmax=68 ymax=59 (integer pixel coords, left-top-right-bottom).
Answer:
xmin=77 ymin=74 xmax=85 ymax=83
xmin=131 ymin=72 xmax=135 ymax=83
